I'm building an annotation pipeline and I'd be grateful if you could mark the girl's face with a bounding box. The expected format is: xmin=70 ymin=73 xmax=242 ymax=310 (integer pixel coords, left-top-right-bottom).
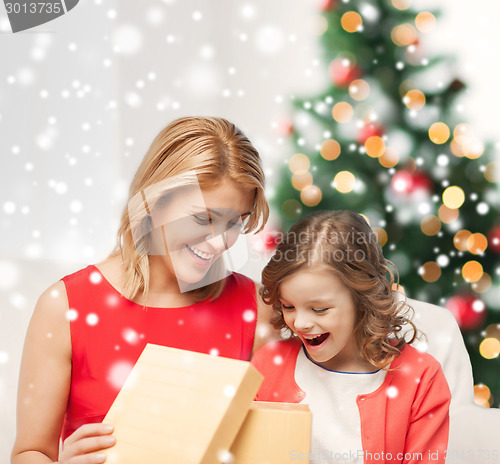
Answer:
xmin=149 ymin=177 xmax=254 ymax=288
xmin=279 ymin=266 xmax=368 ymax=372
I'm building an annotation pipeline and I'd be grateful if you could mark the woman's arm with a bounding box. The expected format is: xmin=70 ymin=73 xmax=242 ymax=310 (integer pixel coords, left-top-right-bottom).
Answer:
xmin=10 ymin=281 xmax=115 ymax=464
xmin=251 ymin=283 xmax=281 ymax=356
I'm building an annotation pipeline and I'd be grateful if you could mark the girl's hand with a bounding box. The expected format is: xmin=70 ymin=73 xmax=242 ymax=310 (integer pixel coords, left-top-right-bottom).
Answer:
xmin=58 ymin=423 xmax=115 ymax=464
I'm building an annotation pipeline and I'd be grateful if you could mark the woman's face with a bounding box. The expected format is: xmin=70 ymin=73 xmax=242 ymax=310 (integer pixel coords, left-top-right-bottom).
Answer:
xmin=148 ymin=177 xmax=254 ymax=289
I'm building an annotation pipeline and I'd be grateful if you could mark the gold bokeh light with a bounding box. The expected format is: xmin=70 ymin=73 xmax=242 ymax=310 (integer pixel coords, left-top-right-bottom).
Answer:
xmin=472 ymin=273 xmax=492 ymax=294
xmin=364 ymin=136 xmax=385 ymax=158
xmin=403 ymin=89 xmax=426 ymax=111
xmin=392 ymin=0 xmax=412 ymax=10
xmin=442 ymin=186 xmax=465 ymax=209
xmin=462 ymin=260 xmax=483 ymax=283
xmin=320 ymin=139 xmax=341 ymax=161
xmin=373 ymin=227 xmax=388 ymax=247
xmin=289 ymin=153 xmax=310 ymax=174
xmin=379 ymin=147 xmax=399 ymax=168
xmin=484 ymin=162 xmax=498 ymax=183
xmin=438 ymin=204 xmax=459 ymax=224
xmin=341 ymin=11 xmax=363 ymax=33
xmin=334 ymin=171 xmax=356 ymax=193
xmin=391 ymin=24 xmax=417 ymax=46
xmin=332 ymin=102 xmax=354 ymax=123
xmin=421 ymin=215 xmax=441 ymax=236
xmin=429 ymin=122 xmax=450 ymax=144
xmin=479 ymin=338 xmax=500 ymax=360
xmin=415 ymin=12 xmax=436 ymax=32
xmin=420 ymin=261 xmax=442 ymax=282
xmin=454 ymin=230 xmax=471 ymax=251
xmin=292 ymin=172 xmax=313 ymax=191
xmin=467 ymin=233 xmax=488 ymax=255
xmin=474 ymin=384 xmax=491 ymax=408
xmin=300 ymin=185 xmax=322 ymax=207
xmin=349 ymin=79 xmax=370 ymax=101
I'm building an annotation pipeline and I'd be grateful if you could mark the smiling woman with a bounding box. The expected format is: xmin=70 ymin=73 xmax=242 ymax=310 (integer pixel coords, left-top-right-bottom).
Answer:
xmin=11 ymin=117 xmax=276 ymax=464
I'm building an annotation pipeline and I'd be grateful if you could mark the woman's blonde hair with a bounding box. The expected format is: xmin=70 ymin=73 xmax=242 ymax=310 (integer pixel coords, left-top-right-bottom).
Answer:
xmin=112 ymin=116 xmax=269 ymax=302
xmin=261 ymin=210 xmax=417 ymax=369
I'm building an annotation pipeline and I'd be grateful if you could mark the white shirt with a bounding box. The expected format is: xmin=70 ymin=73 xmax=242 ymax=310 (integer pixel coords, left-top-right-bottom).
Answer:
xmin=295 ymin=347 xmax=387 ymax=464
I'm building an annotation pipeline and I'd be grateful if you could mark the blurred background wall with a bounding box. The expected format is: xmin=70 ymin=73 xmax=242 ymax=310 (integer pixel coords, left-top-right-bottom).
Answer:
xmin=1 ymin=0 xmax=499 ymax=458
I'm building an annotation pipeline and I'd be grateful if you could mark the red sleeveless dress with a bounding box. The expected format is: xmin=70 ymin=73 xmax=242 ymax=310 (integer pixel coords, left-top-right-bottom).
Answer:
xmin=61 ymin=265 xmax=257 ymax=440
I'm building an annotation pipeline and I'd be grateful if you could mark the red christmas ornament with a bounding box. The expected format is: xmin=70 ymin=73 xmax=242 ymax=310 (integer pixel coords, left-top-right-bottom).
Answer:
xmin=358 ymin=124 xmax=385 ymax=144
xmin=390 ymin=171 xmax=413 ymax=195
xmin=390 ymin=170 xmax=432 ymax=195
xmin=329 ymin=58 xmax=362 ymax=88
xmin=318 ymin=0 xmax=337 ymax=11
xmin=487 ymin=225 xmax=500 ymax=254
xmin=409 ymin=171 xmax=433 ymax=194
xmin=445 ymin=294 xmax=487 ymax=331
xmin=262 ymin=229 xmax=283 ymax=251
xmin=273 ymin=116 xmax=294 ymax=137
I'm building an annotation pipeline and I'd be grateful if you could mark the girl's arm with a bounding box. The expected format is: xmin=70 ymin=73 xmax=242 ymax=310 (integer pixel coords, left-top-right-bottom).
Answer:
xmin=404 ymin=365 xmax=451 ymax=464
xmin=10 ymin=281 xmax=115 ymax=464
xmin=251 ymin=283 xmax=281 ymax=355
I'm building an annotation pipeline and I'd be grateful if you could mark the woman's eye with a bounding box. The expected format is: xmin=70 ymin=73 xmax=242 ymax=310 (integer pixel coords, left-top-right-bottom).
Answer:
xmin=227 ymin=220 xmax=241 ymax=229
xmin=193 ymin=215 xmax=212 ymax=225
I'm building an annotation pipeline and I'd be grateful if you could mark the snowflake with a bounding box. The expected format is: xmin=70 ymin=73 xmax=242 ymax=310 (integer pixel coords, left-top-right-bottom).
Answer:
xmin=223 ymin=385 xmax=236 ymax=398
xmin=217 ymin=450 xmax=234 ymax=464
xmin=66 ymin=309 xmax=78 ymax=321
xmin=89 ymin=271 xmax=102 ymax=284
xmin=243 ymin=309 xmax=256 ymax=322
xmin=386 ymin=386 xmax=398 ymax=398
xmin=107 ymin=361 xmax=134 ymax=390
xmin=86 ymin=313 xmax=99 ymax=326
xmin=122 ymin=328 xmax=139 ymax=344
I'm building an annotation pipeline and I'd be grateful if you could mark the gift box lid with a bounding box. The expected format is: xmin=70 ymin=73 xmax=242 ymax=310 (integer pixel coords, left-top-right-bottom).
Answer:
xmin=101 ymin=343 xmax=263 ymax=464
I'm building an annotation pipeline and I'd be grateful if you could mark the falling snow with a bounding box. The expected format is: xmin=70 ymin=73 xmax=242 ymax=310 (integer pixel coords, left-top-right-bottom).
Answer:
xmin=386 ymin=386 xmax=399 ymax=399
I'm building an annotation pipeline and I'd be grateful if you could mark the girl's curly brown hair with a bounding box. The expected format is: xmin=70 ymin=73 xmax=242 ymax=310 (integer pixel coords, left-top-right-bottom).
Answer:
xmin=261 ymin=210 xmax=418 ymax=369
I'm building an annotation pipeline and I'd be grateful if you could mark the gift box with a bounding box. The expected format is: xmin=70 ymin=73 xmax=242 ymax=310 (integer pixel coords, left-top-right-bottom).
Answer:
xmin=100 ymin=343 xmax=311 ymax=463
xmin=230 ymin=401 xmax=312 ymax=463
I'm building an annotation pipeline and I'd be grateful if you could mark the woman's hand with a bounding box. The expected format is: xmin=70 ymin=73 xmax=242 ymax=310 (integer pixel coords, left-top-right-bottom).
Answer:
xmin=57 ymin=424 xmax=115 ymax=464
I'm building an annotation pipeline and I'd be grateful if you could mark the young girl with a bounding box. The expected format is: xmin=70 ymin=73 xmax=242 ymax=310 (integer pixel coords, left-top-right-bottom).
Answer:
xmin=11 ymin=117 xmax=277 ymax=464
xmin=252 ymin=210 xmax=451 ymax=464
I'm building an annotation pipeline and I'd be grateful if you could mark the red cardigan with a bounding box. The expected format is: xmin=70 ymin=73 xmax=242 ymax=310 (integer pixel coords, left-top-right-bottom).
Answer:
xmin=251 ymin=339 xmax=451 ymax=464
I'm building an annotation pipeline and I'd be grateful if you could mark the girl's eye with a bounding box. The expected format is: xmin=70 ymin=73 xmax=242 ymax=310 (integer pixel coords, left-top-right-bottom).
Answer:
xmin=312 ymin=308 xmax=329 ymax=314
xmin=281 ymin=303 xmax=294 ymax=311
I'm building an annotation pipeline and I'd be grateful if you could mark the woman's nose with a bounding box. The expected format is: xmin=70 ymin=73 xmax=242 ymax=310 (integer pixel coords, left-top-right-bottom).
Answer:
xmin=204 ymin=232 xmax=228 ymax=252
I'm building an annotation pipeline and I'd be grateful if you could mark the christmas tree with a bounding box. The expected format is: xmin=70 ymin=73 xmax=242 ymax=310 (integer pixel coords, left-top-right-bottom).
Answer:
xmin=271 ymin=0 xmax=500 ymax=407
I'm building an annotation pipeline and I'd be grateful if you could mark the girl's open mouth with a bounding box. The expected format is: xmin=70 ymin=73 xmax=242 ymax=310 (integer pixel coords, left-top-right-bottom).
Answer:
xmin=302 ymin=333 xmax=329 ymax=348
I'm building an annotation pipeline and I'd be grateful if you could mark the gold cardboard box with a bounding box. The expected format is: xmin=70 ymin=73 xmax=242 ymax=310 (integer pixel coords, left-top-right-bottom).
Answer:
xmin=230 ymin=401 xmax=312 ymax=463
xmin=101 ymin=344 xmax=263 ymax=464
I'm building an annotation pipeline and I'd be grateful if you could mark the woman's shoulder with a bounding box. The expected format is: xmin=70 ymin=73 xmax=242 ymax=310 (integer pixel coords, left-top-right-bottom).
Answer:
xmin=61 ymin=257 xmax=120 ymax=288
xmin=227 ymin=271 xmax=256 ymax=288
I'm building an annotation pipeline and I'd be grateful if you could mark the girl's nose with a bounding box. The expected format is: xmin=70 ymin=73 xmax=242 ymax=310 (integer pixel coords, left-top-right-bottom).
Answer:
xmin=293 ymin=310 xmax=314 ymax=332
